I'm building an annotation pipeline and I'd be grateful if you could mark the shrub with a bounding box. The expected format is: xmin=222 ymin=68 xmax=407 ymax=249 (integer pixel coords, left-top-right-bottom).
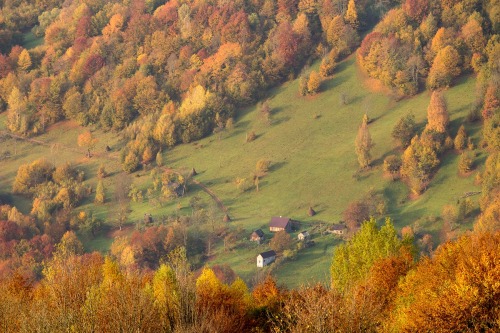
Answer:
xmin=392 ymin=114 xmax=417 ymax=148
xmin=256 ymin=159 xmax=271 ymax=174
xmin=307 ymin=70 xmax=321 ymax=94
xmin=383 ymin=155 xmax=402 ymax=180
xmin=246 ymin=131 xmax=256 ymax=142
xmin=454 ymin=125 xmax=467 ymax=151
xmin=458 ymin=153 xmax=474 ymax=173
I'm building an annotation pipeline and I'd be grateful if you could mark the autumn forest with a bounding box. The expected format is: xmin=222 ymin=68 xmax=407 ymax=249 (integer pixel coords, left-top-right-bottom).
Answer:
xmin=0 ymin=0 xmax=499 ymax=331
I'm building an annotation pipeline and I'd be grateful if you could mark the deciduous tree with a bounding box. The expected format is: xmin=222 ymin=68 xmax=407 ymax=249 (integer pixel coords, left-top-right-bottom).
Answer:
xmin=355 ymin=115 xmax=374 ymax=168
xmin=426 ymin=91 xmax=449 ymax=133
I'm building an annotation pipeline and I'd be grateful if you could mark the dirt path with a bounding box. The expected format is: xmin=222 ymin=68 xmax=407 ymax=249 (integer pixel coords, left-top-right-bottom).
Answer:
xmin=191 ymin=179 xmax=228 ymax=213
xmin=1 ymin=130 xmax=229 ymax=216
xmin=162 ymin=167 xmax=229 ymax=215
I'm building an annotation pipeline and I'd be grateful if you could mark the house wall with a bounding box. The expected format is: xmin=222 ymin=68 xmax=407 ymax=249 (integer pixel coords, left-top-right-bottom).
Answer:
xmin=257 ymin=256 xmax=263 ymax=267
xmin=257 ymin=255 xmax=275 ymax=267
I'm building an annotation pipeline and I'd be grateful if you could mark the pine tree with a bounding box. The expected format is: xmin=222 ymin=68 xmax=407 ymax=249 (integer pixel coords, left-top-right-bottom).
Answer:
xmin=355 ymin=115 xmax=374 ymax=168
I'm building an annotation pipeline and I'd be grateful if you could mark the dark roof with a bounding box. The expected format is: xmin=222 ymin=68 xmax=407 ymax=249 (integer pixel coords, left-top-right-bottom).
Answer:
xmin=270 ymin=217 xmax=291 ymax=228
xmin=259 ymin=250 xmax=276 ymax=259
xmin=253 ymin=229 xmax=265 ymax=237
xmin=332 ymin=224 xmax=347 ymax=230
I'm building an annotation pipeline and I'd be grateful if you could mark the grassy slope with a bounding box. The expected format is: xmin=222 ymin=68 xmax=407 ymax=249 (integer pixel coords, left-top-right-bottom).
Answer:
xmin=22 ymin=31 xmax=44 ymax=49
xmin=166 ymin=57 xmax=482 ymax=287
xmin=0 ymin=56 xmax=482 ymax=288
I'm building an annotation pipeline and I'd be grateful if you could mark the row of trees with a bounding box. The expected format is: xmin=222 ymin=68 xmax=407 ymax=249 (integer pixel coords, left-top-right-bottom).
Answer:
xmin=0 ymin=219 xmax=498 ymax=332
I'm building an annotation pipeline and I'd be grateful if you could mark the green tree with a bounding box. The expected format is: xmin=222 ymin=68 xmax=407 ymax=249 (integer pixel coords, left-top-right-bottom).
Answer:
xmin=123 ymin=151 xmax=140 ymax=173
xmin=392 ymin=113 xmax=417 ymax=148
xmin=355 ymin=115 xmax=374 ymax=168
xmin=331 ymin=217 xmax=410 ymax=293
xmin=270 ymin=230 xmax=293 ymax=254
xmin=383 ymin=155 xmax=402 ymax=180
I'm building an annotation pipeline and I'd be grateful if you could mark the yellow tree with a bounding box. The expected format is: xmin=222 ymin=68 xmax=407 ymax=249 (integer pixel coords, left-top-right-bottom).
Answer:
xmin=426 ymin=91 xmax=449 ymax=133
xmin=427 ymin=45 xmax=461 ymax=89
xmin=17 ymin=49 xmax=32 ymax=71
xmin=389 ymin=232 xmax=500 ymax=332
xmin=77 ymin=131 xmax=98 ymax=157
xmin=307 ymin=70 xmax=321 ymax=94
xmin=345 ymin=0 xmax=359 ymax=29
xmin=355 ymin=115 xmax=374 ymax=168
xmin=454 ymin=125 xmax=467 ymax=151
xmin=95 ymin=180 xmax=105 ymax=204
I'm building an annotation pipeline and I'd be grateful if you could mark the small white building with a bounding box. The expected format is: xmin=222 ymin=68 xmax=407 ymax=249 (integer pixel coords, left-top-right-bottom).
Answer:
xmin=298 ymin=231 xmax=310 ymax=241
xmin=257 ymin=250 xmax=276 ymax=267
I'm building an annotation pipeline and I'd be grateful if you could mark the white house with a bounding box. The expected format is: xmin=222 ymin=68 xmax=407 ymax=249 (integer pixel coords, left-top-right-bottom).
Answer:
xmin=257 ymin=250 xmax=276 ymax=267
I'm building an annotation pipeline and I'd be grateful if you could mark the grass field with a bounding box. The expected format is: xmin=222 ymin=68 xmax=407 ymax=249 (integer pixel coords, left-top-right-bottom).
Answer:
xmin=22 ymin=31 xmax=44 ymax=49
xmin=0 ymin=56 xmax=482 ymax=287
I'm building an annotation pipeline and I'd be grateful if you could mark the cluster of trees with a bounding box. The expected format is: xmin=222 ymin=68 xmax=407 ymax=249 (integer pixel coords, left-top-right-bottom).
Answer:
xmin=358 ymin=0 xmax=499 ymax=96
xmin=0 ymin=217 xmax=497 ymax=332
xmin=0 ymin=0 xmax=391 ymax=146
xmin=13 ymin=159 xmax=88 ymax=217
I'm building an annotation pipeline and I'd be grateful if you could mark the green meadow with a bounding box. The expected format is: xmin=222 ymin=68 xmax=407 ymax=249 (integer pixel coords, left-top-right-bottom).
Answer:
xmin=0 ymin=56 xmax=482 ymax=287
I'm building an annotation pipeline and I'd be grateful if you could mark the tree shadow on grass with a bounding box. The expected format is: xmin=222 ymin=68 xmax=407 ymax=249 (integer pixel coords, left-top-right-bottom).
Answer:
xmin=272 ymin=115 xmax=291 ymax=126
xmin=269 ymin=161 xmax=287 ymax=172
xmin=321 ymin=73 xmax=350 ymax=92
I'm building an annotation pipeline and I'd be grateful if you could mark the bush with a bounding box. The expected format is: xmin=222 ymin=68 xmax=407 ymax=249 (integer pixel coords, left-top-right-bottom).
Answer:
xmin=458 ymin=153 xmax=474 ymax=173
xmin=235 ymin=177 xmax=252 ymax=192
xmin=383 ymin=155 xmax=402 ymax=180
xmin=256 ymin=159 xmax=271 ymax=174
xmin=97 ymin=164 xmax=107 ymax=179
xmin=307 ymin=71 xmax=321 ymax=95
xmin=392 ymin=114 xmax=417 ymax=148
xmin=246 ymin=131 xmax=256 ymax=142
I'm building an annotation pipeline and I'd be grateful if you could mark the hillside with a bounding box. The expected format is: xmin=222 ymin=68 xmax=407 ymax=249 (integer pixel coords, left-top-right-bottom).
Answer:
xmin=0 ymin=55 xmax=483 ymax=286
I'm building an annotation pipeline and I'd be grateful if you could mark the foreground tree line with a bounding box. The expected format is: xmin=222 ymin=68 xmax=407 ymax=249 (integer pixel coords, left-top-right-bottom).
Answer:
xmin=0 ymin=219 xmax=498 ymax=332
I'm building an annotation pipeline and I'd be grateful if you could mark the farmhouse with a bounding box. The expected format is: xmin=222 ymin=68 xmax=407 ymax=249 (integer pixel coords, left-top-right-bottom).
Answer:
xmin=330 ymin=224 xmax=347 ymax=235
xmin=257 ymin=250 xmax=276 ymax=267
xmin=298 ymin=231 xmax=310 ymax=241
xmin=269 ymin=216 xmax=292 ymax=232
xmin=250 ymin=229 xmax=265 ymax=244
